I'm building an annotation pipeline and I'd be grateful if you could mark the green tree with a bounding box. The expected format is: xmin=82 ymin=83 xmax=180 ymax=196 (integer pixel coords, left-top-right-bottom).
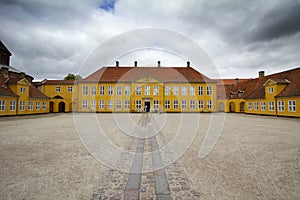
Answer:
xmin=64 ymin=73 xmax=82 ymax=80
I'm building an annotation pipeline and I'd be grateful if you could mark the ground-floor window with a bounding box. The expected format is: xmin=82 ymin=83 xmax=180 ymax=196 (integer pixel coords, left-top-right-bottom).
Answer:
xmin=278 ymin=101 xmax=284 ymax=111
xmin=165 ymin=100 xmax=170 ymax=109
xmin=248 ymin=102 xmax=252 ymax=110
xmin=207 ymin=100 xmax=212 ymax=109
xmin=261 ymin=101 xmax=266 ymax=111
xmin=20 ymin=101 xmax=25 ymax=111
xmin=198 ymin=100 xmax=204 ymax=109
xmin=36 ymin=102 xmax=40 ymax=110
xmin=136 ymin=100 xmax=141 ymax=109
xmin=28 ymin=102 xmax=33 ymax=110
xmin=99 ymin=100 xmax=104 ymax=109
xmin=82 ymin=100 xmax=88 ymax=109
xmin=91 ymin=100 xmax=96 ymax=109
xmin=124 ymin=100 xmax=130 ymax=109
xmin=10 ymin=100 xmax=16 ymax=111
xmin=108 ymin=100 xmax=113 ymax=109
xmin=288 ymin=100 xmax=296 ymax=112
xmin=0 ymin=100 xmax=5 ymax=111
xmin=116 ymin=100 xmax=122 ymax=109
xmin=254 ymin=102 xmax=258 ymax=110
xmin=154 ymin=100 xmax=159 ymax=109
xmin=42 ymin=102 xmax=47 ymax=110
xmin=181 ymin=100 xmax=187 ymax=109
xmin=190 ymin=100 xmax=195 ymax=109
xmin=268 ymin=101 xmax=274 ymax=111
xmin=174 ymin=100 xmax=178 ymax=109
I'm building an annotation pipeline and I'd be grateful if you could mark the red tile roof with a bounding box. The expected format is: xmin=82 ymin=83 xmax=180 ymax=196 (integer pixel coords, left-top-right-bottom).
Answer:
xmin=227 ymin=67 xmax=300 ymax=99
xmin=0 ymin=76 xmax=18 ymax=97
xmin=81 ymin=67 xmax=215 ymax=83
xmin=29 ymin=84 xmax=50 ymax=99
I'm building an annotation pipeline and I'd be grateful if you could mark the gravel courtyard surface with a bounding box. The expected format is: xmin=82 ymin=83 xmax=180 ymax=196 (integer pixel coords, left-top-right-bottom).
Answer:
xmin=0 ymin=113 xmax=299 ymax=199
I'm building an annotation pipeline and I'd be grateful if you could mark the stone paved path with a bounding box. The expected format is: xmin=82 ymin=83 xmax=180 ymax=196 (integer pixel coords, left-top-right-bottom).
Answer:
xmin=91 ymin=113 xmax=201 ymax=200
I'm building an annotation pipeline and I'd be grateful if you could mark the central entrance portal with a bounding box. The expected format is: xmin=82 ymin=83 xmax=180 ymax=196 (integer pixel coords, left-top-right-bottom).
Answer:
xmin=144 ymin=101 xmax=150 ymax=112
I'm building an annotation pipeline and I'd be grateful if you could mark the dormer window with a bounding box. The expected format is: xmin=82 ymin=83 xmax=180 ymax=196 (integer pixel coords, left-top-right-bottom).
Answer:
xmin=230 ymin=91 xmax=236 ymax=98
xmin=238 ymin=90 xmax=244 ymax=98
xmin=20 ymin=87 xmax=26 ymax=93
xmin=268 ymin=87 xmax=274 ymax=93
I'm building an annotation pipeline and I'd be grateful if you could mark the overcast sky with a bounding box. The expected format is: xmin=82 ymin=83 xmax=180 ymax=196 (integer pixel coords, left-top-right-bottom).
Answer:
xmin=0 ymin=0 xmax=299 ymax=80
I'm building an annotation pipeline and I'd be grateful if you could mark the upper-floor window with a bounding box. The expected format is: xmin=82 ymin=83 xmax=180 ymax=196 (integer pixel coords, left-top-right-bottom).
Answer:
xmin=288 ymin=100 xmax=296 ymax=112
xmin=198 ymin=86 xmax=203 ymax=95
xmin=91 ymin=86 xmax=96 ymax=95
xmin=268 ymin=87 xmax=274 ymax=93
xmin=56 ymin=86 xmax=61 ymax=93
xmin=125 ymin=86 xmax=130 ymax=95
xmin=82 ymin=86 xmax=88 ymax=95
xmin=136 ymin=100 xmax=141 ymax=109
xmin=154 ymin=86 xmax=159 ymax=95
xmin=190 ymin=86 xmax=195 ymax=95
xmin=181 ymin=86 xmax=187 ymax=95
xmin=165 ymin=86 xmax=170 ymax=96
xmin=207 ymin=86 xmax=212 ymax=95
xmin=108 ymin=86 xmax=113 ymax=95
xmin=20 ymin=87 xmax=26 ymax=93
xmin=145 ymin=86 xmax=150 ymax=95
xmin=0 ymin=100 xmax=5 ymax=111
xmin=278 ymin=101 xmax=284 ymax=111
xmin=116 ymin=86 xmax=122 ymax=95
xmin=136 ymin=86 xmax=141 ymax=95
xmin=124 ymin=100 xmax=130 ymax=109
xmin=173 ymin=86 xmax=178 ymax=96
xmin=68 ymin=86 xmax=72 ymax=93
xmin=100 ymin=85 xmax=105 ymax=95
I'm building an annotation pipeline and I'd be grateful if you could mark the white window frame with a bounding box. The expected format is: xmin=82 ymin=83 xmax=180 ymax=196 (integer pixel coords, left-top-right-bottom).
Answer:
xmin=136 ymin=100 xmax=141 ymax=109
xmin=278 ymin=101 xmax=284 ymax=111
xmin=198 ymin=100 xmax=204 ymax=109
xmin=10 ymin=100 xmax=16 ymax=111
xmin=165 ymin=100 xmax=170 ymax=109
xmin=125 ymin=86 xmax=130 ymax=95
xmin=68 ymin=86 xmax=72 ymax=93
xmin=0 ymin=100 xmax=5 ymax=111
xmin=181 ymin=100 xmax=187 ymax=109
xmin=207 ymin=100 xmax=212 ymax=109
xmin=36 ymin=102 xmax=40 ymax=110
xmin=82 ymin=100 xmax=88 ymax=109
xmin=190 ymin=86 xmax=195 ymax=96
xmin=145 ymin=85 xmax=150 ymax=95
xmin=248 ymin=102 xmax=252 ymax=110
xmin=100 ymin=85 xmax=105 ymax=95
xmin=174 ymin=100 xmax=179 ymax=109
xmin=116 ymin=100 xmax=122 ymax=109
xmin=91 ymin=100 xmax=96 ymax=109
xmin=261 ymin=101 xmax=266 ymax=111
xmin=99 ymin=100 xmax=104 ymax=109
xmin=124 ymin=100 xmax=130 ymax=109
xmin=198 ymin=86 xmax=203 ymax=95
xmin=108 ymin=100 xmax=113 ymax=109
xmin=181 ymin=86 xmax=187 ymax=96
xmin=116 ymin=85 xmax=122 ymax=95
xmin=173 ymin=86 xmax=178 ymax=96
xmin=136 ymin=86 xmax=141 ymax=95
xmin=20 ymin=87 xmax=26 ymax=93
xmin=268 ymin=87 xmax=274 ymax=93
xmin=28 ymin=102 xmax=33 ymax=110
xmin=91 ymin=86 xmax=96 ymax=95
xmin=42 ymin=102 xmax=47 ymax=110
xmin=207 ymin=86 xmax=212 ymax=95
xmin=154 ymin=86 xmax=159 ymax=95
xmin=288 ymin=100 xmax=296 ymax=112
xmin=56 ymin=86 xmax=61 ymax=93
xmin=20 ymin=101 xmax=25 ymax=111
xmin=108 ymin=86 xmax=113 ymax=95
xmin=254 ymin=102 xmax=258 ymax=110
xmin=82 ymin=86 xmax=88 ymax=95
xmin=190 ymin=100 xmax=195 ymax=109
xmin=165 ymin=86 xmax=170 ymax=96
xmin=154 ymin=100 xmax=159 ymax=109
xmin=268 ymin=101 xmax=274 ymax=111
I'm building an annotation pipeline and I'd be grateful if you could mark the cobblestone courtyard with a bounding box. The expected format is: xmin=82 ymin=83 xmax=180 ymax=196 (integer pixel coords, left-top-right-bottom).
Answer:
xmin=0 ymin=113 xmax=299 ymax=199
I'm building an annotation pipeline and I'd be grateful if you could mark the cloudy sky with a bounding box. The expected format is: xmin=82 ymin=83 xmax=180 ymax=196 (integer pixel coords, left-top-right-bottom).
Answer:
xmin=0 ymin=0 xmax=299 ymax=80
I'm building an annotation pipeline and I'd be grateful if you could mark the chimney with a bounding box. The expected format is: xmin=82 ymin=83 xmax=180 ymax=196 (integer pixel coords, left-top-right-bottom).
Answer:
xmin=157 ymin=61 xmax=161 ymax=67
xmin=115 ymin=61 xmax=119 ymax=68
xmin=259 ymin=71 xmax=265 ymax=78
xmin=1 ymin=66 xmax=9 ymax=78
xmin=187 ymin=61 xmax=190 ymax=67
xmin=234 ymin=78 xmax=239 ymax=85
xmin=134 ymin=61 xmax=137 ymax=67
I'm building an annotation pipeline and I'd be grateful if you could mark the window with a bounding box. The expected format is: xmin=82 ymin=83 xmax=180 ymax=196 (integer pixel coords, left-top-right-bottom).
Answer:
xmin=108 ymin=86 xmax=113 ymax=95
xmin=174 ymin=100 xmax=179 ymax=109
xmin=154 ymin=86 xmax=159 ymax=95
xmin=198 ymin=86 xmax=203 ymax=95
xmin=261 ymin=102 xmax=266 ymax=111
xmin=268 ymin=101 xmax=274 ymax=111
xmin=154 ymin=100 xmax=159 ymax=109
xmin=20 ymin=101 xmax=25 ymax=111
xmin=20 ymin=87 xmax=26 ymax=93
xmin=198 ymin=100 xmax=204 ymax=109
xmin=99 ymin=100 xmax=104 ymax=109
xmin=248 ymin=102 xmax=252 ymax=110
xmin=116 ymin=86 xmax=122 ymax=95
xmin=91 ymin=100 xmax=96 ymax=109
xmin=82 ymin=86 xmax=88 ymax=95
xmin=288 ymin=100 xmax=296 ymax=112
xmin=36 ymin=102 xmax=40 ymax=110
xmin=207 ymin=86 xmax=212 ymax=95
xmin=124 ymin=100 xmax=130 ymax=109
xmin=145 ymin=86 xmax=150 ymax=95
xmin=10 ymin=100 xmax=16 ymax=111
xmin=268 ymin=87 xmax=274 ymax=93
xmin=91 ymin=86 xmax=96 ymax=95
xmin=100 ymin=85 xmax=105 ymax=95
xmin=190 ymin=100 xmax=195 ymax=109
xmin=254 ymin=102 xmax=258 ymax=110
xmin=28 ymin=102 xmax=33 ymax=110
xmin=136 ymin=100 xmax=141 ymax=109
xmin=181 ymin=100 xmax=187 ymax=109
xmin=165 ymin=86 xmax=170 ymax=96
xmin=181 ymin=86 xmax=187 ymax=95
xmin=56 ymin=86 xmax=61 ymax=93
xmin=136 ymin=86 xmax=141 ymax=95
xmin=278 ymin=101 xmax=284 ymax=111
xmin=190 ymin=86 xmax=195 ymax=95
xmin=165 ymin=100 xmax=170 ymax=109
xmin=173 ymin=86 xmax=178 ymax=96
xmin=108 ymin=100 xmax=113 ymax=109
xmin=0 ymin=100 xmax=5 ymax=111
xmin=68 ymin=86 xmax=72 ymax=93
xmin=82 ymin=100 xmax=88 ymax=109
xmin=116 ymin=100 xmax=122 ymax=109
xmin=125 ymin=86 xmax=130 ymax=95
xmin=42 ymin=102 xmax=47 ymax=110
xmin=207 ymin=100 xmax=212 ymax=109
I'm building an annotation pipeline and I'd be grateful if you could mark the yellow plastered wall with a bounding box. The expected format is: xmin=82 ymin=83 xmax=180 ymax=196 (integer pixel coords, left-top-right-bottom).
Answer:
xmin=0 ymin=97 xmax=18 ymax=116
